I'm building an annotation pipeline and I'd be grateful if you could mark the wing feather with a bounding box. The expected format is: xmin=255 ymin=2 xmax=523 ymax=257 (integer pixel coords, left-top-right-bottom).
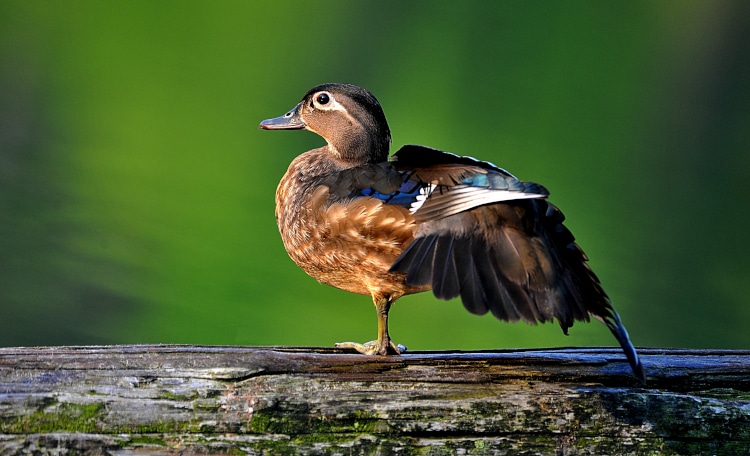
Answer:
xmin=386 ymin=145 xmax=645 ymax=381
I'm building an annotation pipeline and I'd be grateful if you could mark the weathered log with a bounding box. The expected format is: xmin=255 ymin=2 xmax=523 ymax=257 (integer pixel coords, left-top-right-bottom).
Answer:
xmin=0 ymin=345 xmax=748 ymax=455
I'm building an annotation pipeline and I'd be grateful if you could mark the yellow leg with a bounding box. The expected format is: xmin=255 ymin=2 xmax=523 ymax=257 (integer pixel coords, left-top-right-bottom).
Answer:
xmin=335 ymin=294 xmax=403 ymax=355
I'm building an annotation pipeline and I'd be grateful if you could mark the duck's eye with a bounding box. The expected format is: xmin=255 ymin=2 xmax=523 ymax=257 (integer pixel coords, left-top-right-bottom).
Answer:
xmin=313 ymin=92 xmax=331 ymax=109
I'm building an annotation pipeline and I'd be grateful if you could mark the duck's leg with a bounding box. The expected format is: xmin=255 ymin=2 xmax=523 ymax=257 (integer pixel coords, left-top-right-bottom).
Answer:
xmin=335 ymin=294 xmax=403 ymax=355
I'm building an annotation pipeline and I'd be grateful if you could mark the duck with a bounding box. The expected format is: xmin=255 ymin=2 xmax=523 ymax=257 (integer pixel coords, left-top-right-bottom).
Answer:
xmin=260 ymin=83 xmax=646 ymax=382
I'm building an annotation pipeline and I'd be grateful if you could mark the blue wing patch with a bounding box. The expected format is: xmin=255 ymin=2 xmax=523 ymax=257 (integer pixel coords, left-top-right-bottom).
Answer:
xmin=355 ymin=172 xmax=424 ymax=207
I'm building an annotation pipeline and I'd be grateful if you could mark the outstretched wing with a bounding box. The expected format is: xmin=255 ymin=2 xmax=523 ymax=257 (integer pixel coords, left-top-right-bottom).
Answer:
xmin=389 ymin=145 xmax=645 ymax=382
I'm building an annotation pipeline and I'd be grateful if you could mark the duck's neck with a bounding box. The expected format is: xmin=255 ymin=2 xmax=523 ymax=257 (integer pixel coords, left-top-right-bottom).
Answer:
xmin=330 ymin=124 xmax=391 ymax=166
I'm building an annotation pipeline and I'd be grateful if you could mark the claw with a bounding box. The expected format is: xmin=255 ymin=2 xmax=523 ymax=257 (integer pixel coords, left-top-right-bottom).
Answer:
xmin=335 ymin=339 xmax=403 ymax=355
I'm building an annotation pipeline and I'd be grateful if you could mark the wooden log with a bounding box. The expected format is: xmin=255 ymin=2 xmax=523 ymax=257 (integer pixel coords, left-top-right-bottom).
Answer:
xmin=0 ymin=345 xmax=748 ymax=455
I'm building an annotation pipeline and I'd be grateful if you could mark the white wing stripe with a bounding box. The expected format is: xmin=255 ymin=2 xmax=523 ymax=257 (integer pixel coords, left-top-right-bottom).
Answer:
xmin=409 ymin=183 xmax=437 ymax=213
xmin=412 ymin=185 xmax=546 ymax=220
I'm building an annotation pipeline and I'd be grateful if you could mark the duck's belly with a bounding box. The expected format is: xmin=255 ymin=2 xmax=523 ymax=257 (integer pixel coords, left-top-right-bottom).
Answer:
xmin=277 ymin=185 xmax=427 ymax=297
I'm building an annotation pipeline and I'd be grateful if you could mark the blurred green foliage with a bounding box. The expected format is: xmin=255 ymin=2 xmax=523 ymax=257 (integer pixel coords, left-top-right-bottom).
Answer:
xmin=1 ymin=1 xmax=749 ymax=350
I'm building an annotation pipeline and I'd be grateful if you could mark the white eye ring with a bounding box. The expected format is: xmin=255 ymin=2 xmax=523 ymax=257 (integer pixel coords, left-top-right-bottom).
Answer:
xmin=312 ymin=91 xmax=333 ymax=109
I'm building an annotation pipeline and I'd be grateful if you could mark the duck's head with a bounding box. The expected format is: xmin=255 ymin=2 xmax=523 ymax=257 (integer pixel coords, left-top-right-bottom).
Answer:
xmin=260 ymin=83 xmax=392 ymax=165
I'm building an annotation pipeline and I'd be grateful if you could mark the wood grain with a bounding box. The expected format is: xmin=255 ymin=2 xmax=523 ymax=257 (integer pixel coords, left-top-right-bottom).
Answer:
xmin=1 ymin=345 xmax=748 ymax=454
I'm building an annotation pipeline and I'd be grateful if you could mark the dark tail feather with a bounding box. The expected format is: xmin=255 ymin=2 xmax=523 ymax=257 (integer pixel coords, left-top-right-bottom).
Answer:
xmin=432 ymin=237 xmax=460 ymax=300
xmin=392 ymin=235 xmax=490 ymax=315
xmin=597 ymin=310 xmax=646 ymax=383
xmin=454 ymin=238 xmax=490 ymax=315
xmin=392 ymin=236 xmax=438 ymax=286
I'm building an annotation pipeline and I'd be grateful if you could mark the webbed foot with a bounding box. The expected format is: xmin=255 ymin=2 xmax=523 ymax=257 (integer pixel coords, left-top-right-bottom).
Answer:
xmin=335 ymin=340 xmax=406 ymax=355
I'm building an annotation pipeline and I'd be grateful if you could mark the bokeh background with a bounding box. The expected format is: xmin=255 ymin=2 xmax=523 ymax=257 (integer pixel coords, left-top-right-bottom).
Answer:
xmin=1 ymin=1 xmax=748 ymax=351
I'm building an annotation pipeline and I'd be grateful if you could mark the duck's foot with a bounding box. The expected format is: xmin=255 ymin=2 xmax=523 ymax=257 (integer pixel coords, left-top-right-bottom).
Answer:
xmin=335 ymin=340 xmax=407 ymax=355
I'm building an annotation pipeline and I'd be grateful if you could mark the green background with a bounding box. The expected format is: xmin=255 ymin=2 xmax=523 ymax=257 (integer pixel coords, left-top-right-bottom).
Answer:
xmin=1 ymin=1 xmax=748 ymax=352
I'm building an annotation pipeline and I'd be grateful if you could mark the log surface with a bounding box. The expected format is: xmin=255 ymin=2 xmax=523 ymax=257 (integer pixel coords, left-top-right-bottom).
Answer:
xmin=1 ymin=345 xmax=749 ymax=455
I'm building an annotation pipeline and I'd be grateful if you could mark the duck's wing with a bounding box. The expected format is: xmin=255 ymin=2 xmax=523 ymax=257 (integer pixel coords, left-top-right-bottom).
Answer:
xmin=391 ymin=145 xmax=548 ymax=221
xmin=389 ymin=145 xmax=645 ymax=382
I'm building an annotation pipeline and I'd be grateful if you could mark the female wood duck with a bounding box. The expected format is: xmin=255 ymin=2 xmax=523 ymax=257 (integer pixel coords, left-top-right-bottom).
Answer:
xmin=260 ymin=83 xmax=645 ymax=382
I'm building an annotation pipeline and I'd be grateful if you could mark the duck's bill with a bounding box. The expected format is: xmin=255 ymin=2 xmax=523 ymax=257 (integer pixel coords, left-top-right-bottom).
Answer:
xmin=259 ymin=105 xmax=305 ymax=130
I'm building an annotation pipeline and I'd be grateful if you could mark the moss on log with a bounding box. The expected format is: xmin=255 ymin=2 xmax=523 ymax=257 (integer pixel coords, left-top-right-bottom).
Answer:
xmin=0 ymin=345 xmax=749 ymax=455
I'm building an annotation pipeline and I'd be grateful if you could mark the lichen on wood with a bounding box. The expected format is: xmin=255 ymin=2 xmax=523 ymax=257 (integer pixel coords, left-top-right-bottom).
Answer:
xmin=0 ymin=345 xmax=749 ymax=454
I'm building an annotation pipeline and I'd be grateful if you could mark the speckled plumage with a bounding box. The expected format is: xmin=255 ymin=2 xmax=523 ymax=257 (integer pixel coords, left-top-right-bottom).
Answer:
xmin=260 ymin=83 xmax=645 ymax=382
xmin=275 ymin=151 xmax=423 ymax=298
